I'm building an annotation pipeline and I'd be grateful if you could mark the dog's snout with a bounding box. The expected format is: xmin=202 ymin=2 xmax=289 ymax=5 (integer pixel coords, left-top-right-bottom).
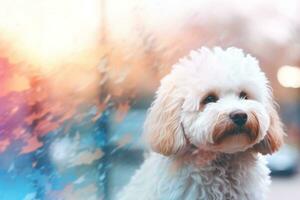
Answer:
xmin=229 ymin=110 xmax=248 ymax=126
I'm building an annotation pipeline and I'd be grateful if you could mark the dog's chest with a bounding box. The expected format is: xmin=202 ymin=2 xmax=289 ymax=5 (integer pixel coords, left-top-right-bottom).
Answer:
xmin=187 ymin=167 xmax=241 ymax=199
xmin=182 ymin=154 xmax=252 ymax=200
xmin=118 ymin=153 xmax=269 ymax=200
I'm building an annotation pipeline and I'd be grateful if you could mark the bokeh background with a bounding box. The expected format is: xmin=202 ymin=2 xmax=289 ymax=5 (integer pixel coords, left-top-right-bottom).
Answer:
xmin=0 ymin=0 xmax=300 ymax=199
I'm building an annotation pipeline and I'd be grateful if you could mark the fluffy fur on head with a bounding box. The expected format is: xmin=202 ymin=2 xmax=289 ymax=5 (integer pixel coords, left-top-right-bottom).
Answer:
xmin=119 ymin=47 xmax=285 ymax=200
xmin=145 ymin=47 xmax=284 ymax=156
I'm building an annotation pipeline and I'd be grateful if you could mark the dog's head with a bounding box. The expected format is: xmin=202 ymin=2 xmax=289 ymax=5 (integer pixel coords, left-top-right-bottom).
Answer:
xmin=145 ymin=47 xmax=284 ymax=156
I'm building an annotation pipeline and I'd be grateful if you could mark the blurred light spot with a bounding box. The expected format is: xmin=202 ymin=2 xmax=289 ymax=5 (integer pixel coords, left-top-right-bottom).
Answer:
xmin=51 ymin=137 xmax=103 ymax=169
xmin=51 ymin=137 xmax=75 ymax=164
xmin=277 ymin=65 xmax=300 ymax=88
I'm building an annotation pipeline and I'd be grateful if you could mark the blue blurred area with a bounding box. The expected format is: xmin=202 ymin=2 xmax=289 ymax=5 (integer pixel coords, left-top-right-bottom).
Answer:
xmin=0 ymin=105 xmax=110 ymax=199
xmin=0 ymin=104 xmax=148 ymax=200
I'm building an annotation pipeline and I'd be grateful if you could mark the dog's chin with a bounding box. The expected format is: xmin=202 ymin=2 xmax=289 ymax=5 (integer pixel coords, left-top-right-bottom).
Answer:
xmin=211 ymin=132 xmax=255 ymax=153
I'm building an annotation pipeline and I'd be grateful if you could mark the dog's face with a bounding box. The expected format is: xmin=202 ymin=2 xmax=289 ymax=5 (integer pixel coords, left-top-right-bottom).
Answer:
xmin=145 ymin=47 xmax=284 ymax=156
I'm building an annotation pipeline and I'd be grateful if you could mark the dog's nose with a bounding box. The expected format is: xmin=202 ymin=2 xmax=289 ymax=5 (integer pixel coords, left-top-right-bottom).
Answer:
xmin=229 ymin=110 xmax=248 ymax=126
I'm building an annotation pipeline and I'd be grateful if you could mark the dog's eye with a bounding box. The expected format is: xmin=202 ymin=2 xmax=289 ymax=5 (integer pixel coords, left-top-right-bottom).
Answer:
xmin=202 ymin=94 xmax=218 ymax=104
xmin=239 ymin=91 xmax=248 ymax=99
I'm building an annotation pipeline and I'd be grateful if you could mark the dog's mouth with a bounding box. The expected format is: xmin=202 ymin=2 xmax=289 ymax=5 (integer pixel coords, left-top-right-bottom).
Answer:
xmin=212 ymin=112 xmax=260 ymax=145
xmin=213 ymin=126 xmax=258 ymax=144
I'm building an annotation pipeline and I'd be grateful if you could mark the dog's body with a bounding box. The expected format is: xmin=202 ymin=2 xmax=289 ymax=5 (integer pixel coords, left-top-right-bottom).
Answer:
xmin=119 ymin=152 xmax=270 ymax=200
xmin=118 ymin=47 xmax=284 ymax=200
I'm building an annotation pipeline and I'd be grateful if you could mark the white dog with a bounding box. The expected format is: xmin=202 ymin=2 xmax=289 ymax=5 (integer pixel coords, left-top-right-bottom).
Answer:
xmin=118 ymin=47 xmax=284 ymax=200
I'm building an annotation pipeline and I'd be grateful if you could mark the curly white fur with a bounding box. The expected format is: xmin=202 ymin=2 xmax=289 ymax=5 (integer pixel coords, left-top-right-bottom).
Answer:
xmin=118 ymin=47 xmax=284 ymax=200
xmin=119 ymin=152 xmax=270 ymax=200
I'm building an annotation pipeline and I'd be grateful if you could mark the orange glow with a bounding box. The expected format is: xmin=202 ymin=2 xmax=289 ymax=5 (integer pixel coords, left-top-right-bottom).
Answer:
xmin=0 ymin=0 xmax=101 ymax=72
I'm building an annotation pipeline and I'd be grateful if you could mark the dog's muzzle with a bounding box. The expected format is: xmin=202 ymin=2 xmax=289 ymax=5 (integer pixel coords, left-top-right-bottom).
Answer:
xmin=212 ymin=111 xmax=260 ymax=144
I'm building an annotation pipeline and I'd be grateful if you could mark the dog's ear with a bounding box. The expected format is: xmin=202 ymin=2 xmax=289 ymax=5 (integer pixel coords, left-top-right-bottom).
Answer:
xmin=253 ymin=103 xmax=285 ymax=155
xmin=144 ymin=76 xmax=187 ymax=156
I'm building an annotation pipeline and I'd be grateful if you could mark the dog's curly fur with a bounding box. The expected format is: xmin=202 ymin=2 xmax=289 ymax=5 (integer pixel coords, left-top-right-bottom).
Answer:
xmin=118 ymin=47 xmax=285 ymax=200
